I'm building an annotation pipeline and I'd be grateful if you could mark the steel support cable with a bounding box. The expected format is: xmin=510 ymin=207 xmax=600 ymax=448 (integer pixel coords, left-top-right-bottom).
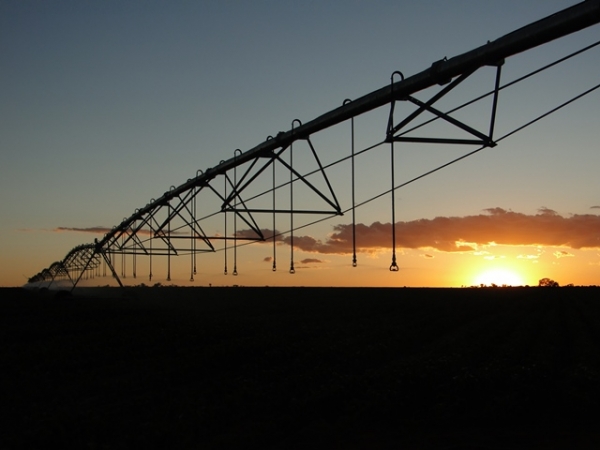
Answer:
xmin=397 ymin=39 xmax=600 ymax=139
xmin=488 ymin=65 xmax=502 ymax=140
xmin=227 ymin=80 xmax=600 ymax=257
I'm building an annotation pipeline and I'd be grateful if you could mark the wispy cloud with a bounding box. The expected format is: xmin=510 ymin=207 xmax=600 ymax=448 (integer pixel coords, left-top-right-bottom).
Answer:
xmin=54 ymin=226 xmax=112 ymax=234
xmin=537 ymin=207 xmax=558 ymax=216
xmin=300 ymin=258 xmax=323 ymax=264
xmin=517 ymin=254 xmax=540 ymax=260
xmin=553 ymin=251 xmax=574 ymax=259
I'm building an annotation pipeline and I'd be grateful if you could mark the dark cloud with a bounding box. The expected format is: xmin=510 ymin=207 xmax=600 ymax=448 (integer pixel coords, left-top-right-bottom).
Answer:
xmin=554 ymin=251 xmax=573 ymax=259
xmin=240 ymin=207 xmax=600 ymax=255
xmin=235 ymin=228 xmax=283 ymax=241
xmin=536 ymin=207 xmax=558 ymax=216
xmin=591 ymin=206 xmax=600 ymax=209
xmin=55 ymin=226 xmax=112 ymax=234
xmin=263 ymin=256 xmax=273 ymax=262
xmin=300 ymin=258 xmax=323 ymax=264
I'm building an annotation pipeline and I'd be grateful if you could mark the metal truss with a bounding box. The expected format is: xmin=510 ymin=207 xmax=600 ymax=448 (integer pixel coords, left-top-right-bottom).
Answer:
xmin=28 ymin=244 xmax=106 ymax=289
xmin=27 ymin=1 xmax=600 ymax=289
xmin=384 ymin=63 xmax=502 ymax=271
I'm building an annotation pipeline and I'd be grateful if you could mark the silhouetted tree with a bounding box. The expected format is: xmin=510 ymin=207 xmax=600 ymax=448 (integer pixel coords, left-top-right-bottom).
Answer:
xmin=538 ymin=277 xmax=559 ymax=287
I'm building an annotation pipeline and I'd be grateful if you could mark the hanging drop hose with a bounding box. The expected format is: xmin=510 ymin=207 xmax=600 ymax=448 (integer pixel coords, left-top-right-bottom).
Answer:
xmin=190 ymin=198 xmax=194 ymax=282
xmin=192 ymin=175 xmax=200 ymax=281
xmin=133 ymin=216 xmax=137 ymax=279
xmin=149 ymin=221 xmax=153 ymax=282
xmin=121 ymin=231 xmax=127 ymax=278
xmin=268 ymin=136 xmax=277 ymax=271
xmin=389 ymin=138 xmax=399 ymax=272
xmin=167 ymin=204 xmax=171 ymax=282
xmin=193 ymin=187 xmax=197 ymax=275
xmin=387 ymin=71 xmax=403 ymax=272
xmin=219 ymin=164 xmax=227 ymax=275
xmin=290 ymin=119 xmax=302 ymax=274
xmin=344 ymin=98 xmax=358 ymax=267
xmin=233 ymin=149 xmax=242 ymax=276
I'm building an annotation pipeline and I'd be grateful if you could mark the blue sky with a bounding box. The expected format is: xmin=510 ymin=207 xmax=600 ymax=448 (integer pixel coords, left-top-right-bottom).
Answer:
xmin=2 ymin=1 xmax=600 ymax=287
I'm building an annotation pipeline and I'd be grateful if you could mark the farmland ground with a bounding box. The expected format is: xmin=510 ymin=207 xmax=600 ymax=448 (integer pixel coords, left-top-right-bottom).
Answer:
xmin=1 ymin=286 xmax=600 ymax=449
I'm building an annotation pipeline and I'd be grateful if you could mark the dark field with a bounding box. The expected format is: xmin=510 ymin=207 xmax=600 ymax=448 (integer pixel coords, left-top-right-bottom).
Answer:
xmin=2 ymin=286 xmax=600 ymax=449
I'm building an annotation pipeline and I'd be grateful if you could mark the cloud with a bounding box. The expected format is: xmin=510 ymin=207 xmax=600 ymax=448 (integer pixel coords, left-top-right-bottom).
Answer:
xmin=420 ymin=254 xmax=434 ymax=259
xmin=537 ymin=207 xmax=558 ymax=216
xmin=591 ymin=206 xmax=600 ymax=209
xmin=553 ymin=251 xmax=574 ymax=259
xmin=300 ymin=258 xmax=323 ymax=264
xmin=55 ymin=226 xmax=112 ymax=234
xmin=263 ymin=256 xmax=273 ymax=262
xmin=239 ymin=207 xmax=600 ymax=256
xmin=517 ymin=254 xmax=540 ymax=260
xmin=235 ymin=228 xmax=283 ymax=241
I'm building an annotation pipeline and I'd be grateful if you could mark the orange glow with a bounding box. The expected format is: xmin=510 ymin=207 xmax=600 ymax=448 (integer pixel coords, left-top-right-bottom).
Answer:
xmin=472 ymin=268 xmax=525 ymax=287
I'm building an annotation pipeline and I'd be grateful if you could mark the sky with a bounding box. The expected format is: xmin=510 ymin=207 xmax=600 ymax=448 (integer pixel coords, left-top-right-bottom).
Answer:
xmin=2 ymin=0 xmax=600 ymax=288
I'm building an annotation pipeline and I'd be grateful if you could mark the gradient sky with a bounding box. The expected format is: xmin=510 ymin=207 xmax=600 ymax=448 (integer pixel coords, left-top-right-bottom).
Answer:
xmin=2 ymin=0 xmax=600 ymax=288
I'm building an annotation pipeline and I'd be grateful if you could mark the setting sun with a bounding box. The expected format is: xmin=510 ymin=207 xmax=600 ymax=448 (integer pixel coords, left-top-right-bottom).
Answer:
xmin=472 ymin=269 xmax=525 ymax=287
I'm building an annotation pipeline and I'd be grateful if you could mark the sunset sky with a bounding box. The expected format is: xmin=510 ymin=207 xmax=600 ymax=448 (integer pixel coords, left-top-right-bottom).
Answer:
xmin=2 ymin=0 xmax=600 ymax=288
